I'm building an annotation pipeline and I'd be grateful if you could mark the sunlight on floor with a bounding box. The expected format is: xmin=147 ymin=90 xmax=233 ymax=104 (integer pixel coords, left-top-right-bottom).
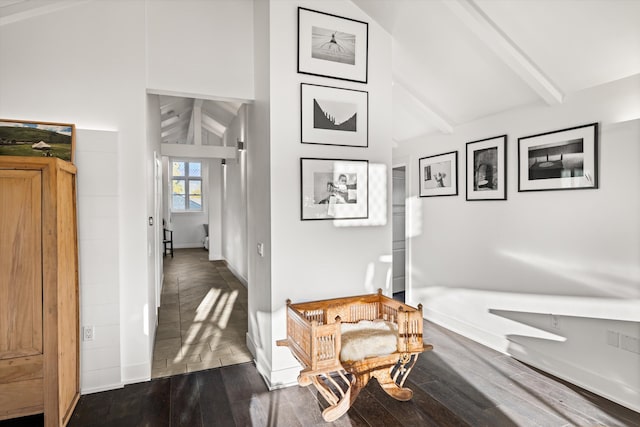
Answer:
xmin=151 ymin=249 xmax=251 ymax=378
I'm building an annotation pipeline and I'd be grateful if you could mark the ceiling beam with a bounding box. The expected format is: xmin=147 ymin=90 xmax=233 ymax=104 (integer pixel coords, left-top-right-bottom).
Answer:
xmin=393 ymin=75 xmax=454 ymax=134
xmin=185 ymin=99 xmax=198 ymax=145
xmin=201 ymin=113 xmax=226 ymax=138
xmin=201 ymin=101 xmax=237 ymax=128
xmin=161 ymin=143 xmax=237 ymax=159
xmin=444 ymin=0 xmax=563 ymax=105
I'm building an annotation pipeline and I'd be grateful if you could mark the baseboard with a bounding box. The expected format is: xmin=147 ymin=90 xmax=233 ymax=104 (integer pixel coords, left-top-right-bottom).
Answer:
xmin=80 ymin=381 xmax=124 ymax=395
xmin=423 ymin=307 xmax=640 ymax=413
xmin=509 ymin=341 xmax=640 ymax=413
xmin=80 ymin=366 xmax=123 ymax=394
xmin=247 ymin=333 xmax=298 ymax=390
xmin=223 ymin=257 xmax=248 ymax=288
xmin=121 ymin=362 xmax=151 ymax=385
xmin=174 ymin=243 xmax=206 ymax=249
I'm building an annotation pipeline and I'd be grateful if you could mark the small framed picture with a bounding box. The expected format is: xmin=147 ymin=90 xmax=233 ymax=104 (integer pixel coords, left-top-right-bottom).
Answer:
xmin=419 ymin=151 xmax=458 ymax=197
xmin=298 ymin=7 xmax=368 ymax=83
xmin=466 ymin=135 xmax=507 ymax=201
xmin=301 ymin=83 xmax=368 ymax=147
xmin=0 ymin=119 xmax=75 ymax=163
xmin=301 ymin=158 xmax=368 ymax=220
xmin=518 ymin=123 xmax=598 ymax=192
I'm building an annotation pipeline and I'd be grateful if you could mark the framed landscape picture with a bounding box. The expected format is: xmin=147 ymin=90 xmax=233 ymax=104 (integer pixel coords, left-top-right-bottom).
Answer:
xmin=298 ymin=7 xmax=368 ymax=83
xmin=301 ymin=83 xmax=368 ymax=147
xmin=301 ymin=158 xmax=368 ymax=220
xmin=518 ymin=123 xmax=598 ymax=192
xmin=466 ymin=135 xmax=507 ymax=201
xmin=0 ymin=119 xmax=75 ymax=162
xmin=419 ymin=151 xmax=458 ymax=197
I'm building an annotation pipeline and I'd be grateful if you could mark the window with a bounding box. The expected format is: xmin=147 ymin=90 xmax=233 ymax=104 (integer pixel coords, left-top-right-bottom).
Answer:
xmin=171 ymin=160 xmax=203 ymax=212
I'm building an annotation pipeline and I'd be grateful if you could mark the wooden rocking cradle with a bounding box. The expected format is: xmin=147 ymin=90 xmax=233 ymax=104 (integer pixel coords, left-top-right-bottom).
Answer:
xmin=277 ymin=289 xmax=433 ymax=422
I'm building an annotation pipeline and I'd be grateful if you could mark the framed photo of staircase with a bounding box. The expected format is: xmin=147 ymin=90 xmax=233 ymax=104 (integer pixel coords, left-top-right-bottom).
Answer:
xmin=301 ymin=83 xmax=368 ymax=147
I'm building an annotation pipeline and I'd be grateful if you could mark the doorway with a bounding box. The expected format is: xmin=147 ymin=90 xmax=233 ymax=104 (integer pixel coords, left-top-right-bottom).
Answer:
xmin=392 ymin=166 xmax=406 ymax=302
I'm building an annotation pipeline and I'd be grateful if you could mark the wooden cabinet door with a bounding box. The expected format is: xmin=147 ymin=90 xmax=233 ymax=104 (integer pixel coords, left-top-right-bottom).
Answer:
xmin=0 ymin=169 xmax=44 ymax=420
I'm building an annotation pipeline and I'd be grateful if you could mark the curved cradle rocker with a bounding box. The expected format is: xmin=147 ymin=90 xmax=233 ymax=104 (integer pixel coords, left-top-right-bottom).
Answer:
xmin=276 ymin=289 xmax=433 ymax=422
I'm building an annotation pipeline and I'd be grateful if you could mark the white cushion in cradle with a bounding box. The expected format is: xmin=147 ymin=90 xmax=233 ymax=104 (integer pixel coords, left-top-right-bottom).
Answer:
xmin=339 ymin=319 xmax=398 ymax=362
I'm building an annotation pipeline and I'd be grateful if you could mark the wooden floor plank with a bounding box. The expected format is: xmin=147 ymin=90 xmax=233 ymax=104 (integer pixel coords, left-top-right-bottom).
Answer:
xmin=170 ymin=374 xmax=203 ymax=427
xmin=194 ymin=370 xmax=235 ymax=427
xmin=3 ymin=251 xmax=639 ymax=427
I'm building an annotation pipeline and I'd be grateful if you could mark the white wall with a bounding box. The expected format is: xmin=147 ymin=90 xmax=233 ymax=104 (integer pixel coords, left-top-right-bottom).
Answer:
xmin=394 ymin=75 xmax=640 ymax=411
xmin=0 ymin=0 xmax=151 ymax=388
xmin=248 ymin=0 xmax=394 ymax=387
xmin=208 ymin=158 xmax=223 ymax=261
xmin=76 ymin=129 xmax=121 ymax=393
xmin=146 ymin=0 xmax=254 ymax=100
xmin=145 ymin=93 xmax=161 ymax=362
xmin=247 ymin=0 xmax=273 ymax=385
xmin=222 ymin=104 xmax=249 ymax=283
xmin=1 ymin=0 xmax=257 ymax=393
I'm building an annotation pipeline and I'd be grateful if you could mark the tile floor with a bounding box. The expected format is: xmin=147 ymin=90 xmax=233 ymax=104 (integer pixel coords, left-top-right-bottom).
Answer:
xmin=151 ymin=248 xmax=252 ymax=378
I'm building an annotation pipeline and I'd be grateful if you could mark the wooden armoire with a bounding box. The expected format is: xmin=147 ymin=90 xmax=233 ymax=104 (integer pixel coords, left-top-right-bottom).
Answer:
xmin=0 ymin=157 xmax=80 ymax=426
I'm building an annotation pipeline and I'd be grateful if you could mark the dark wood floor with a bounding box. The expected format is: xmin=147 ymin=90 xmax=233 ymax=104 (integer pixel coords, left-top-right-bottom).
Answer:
xmin=2 ymin=320 xmax=638 ymax=427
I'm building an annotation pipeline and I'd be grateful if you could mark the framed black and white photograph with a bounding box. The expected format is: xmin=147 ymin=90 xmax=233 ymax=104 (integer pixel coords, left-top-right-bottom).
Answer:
xmin=518 ymin=123 xmax=598 ymax=192
xmin=301 ymin=83 xmax=368 ymax=147
xmin=466 ymin=135 xmax=507 ymax=201
xmin=419 ymin=151 xmax=458 ymax=197
xmin=301 ymin=158 xmax=368 ymax=220
xmin=298 ymin=7 xmax=368 ymax=83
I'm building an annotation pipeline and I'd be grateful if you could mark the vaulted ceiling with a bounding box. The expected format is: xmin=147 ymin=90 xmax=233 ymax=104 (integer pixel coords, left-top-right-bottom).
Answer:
xmin=2 ymin=0 xmax=639 ymax=145
xmin=158 ymin=95 xmax=242 ymax=145
xmin=353 ymin=0 xmax=640 ymax=142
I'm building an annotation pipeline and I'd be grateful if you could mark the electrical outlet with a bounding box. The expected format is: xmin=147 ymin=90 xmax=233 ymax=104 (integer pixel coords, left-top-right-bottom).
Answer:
xmin=606 ymin=330 xmax=619 ymax=347
xmin=621 ymin=334 xmax=640 ymax=354
xmin=83 ymin=326 xmax=95 ymax=342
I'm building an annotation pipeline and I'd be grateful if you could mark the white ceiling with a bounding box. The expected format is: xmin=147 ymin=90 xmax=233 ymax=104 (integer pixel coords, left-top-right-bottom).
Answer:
xmin=2 ymin=0 xmax=639 ymax=144
xmin=354 ymin=0 xmax=640 ymax=142
xmin=158 ymin=95 xmax=242 ymax=145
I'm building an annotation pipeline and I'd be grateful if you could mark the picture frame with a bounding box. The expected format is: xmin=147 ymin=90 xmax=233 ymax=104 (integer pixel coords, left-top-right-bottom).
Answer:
xmin=301 ymin=83 xmax=368 ymax=147
xmin=518 ymin=123 xmax=598 ymax=192
xmin=419 ymin=151 xmax=458 ymax=197
xmin=466 ymin=135 xmax=507 ymax=201
xmin=301 ymin=158 xmax=368 ymax=220
xmin=0 ymin=119 xmax=75 ymax=163
xmin=298 ymin=7 xmax=368 ymax=84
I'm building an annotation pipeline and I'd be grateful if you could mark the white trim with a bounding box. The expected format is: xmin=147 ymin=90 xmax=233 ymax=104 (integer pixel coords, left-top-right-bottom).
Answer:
xmin=121 ymin=362 xmax=151 ymax=385
xmin=223 ymin=257 xmax=248 ymax=287
xmin=146 ymin=88 xmax=254 ymax=105
xmin=444 ymin=0 xmax=563 ymax=105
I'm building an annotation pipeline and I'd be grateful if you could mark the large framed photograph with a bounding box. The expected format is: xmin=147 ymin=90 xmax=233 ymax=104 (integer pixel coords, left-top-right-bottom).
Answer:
xmin=466 ymin=135 xmax=507 ymax=201
xmin=301 ymin=83 xmax=368 ymax=147
xmin=298 ymin=7 xmax=368 ymax=83
xmin=0 ymin=119 xmax=75 ymax=162
xmin=419 ymin=151 xmax=458 ymax=197
xmin=301 ymin=158 xmax=368 ymax=220
xmin=518 ymin=123 xmax=598 ymax=192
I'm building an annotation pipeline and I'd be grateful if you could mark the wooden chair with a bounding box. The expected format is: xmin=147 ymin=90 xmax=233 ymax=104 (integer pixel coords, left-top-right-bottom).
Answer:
xmin=277 ymin=289 xmax=432 ymax=422
xmin=162 ymin=220 xmax=173 ymax=258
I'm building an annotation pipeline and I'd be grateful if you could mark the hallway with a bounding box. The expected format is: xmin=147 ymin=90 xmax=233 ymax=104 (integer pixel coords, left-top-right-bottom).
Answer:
xmin=152 ymin=249 xmax=251 ymax=378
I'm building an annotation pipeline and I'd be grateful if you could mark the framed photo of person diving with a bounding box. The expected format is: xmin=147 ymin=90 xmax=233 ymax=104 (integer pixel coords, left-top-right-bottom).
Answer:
xmin=301 ymin=158 xmax=368 ymax=220
xmin=419 ymin=151 xmax=458 ymax=197
xmin=301 ymin=83 xmax=368 ymax=147
xmin=298 ymin=7 xmax=369 ymax=83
